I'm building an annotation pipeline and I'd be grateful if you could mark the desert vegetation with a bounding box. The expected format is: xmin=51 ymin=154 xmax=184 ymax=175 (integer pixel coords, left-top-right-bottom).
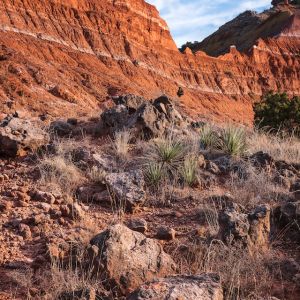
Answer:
xmin=0 ymin=95 xmax=299 ymax=300
xmin=254 ymin=92 xmax=300 ymax=134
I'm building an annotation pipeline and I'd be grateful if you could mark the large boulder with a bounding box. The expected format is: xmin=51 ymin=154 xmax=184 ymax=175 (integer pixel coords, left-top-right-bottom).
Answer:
xmin=100 ymin=95 xmax=185 ymax=139
xmin=101 ymin=104 xmax=129 ymax=130
xmin=88 ymin=224 xmax=177 ymax=294
xmin=105 ymin=170 xmax=146 ymax=211
xmin=0 ymin=115 xmax=48 ymax=157
xmin=127 ymin=274 xmax=223 ymax=300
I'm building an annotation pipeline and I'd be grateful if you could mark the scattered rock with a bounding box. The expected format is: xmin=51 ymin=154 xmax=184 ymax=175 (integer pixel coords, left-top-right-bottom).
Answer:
xmin=0 ymin=115 xmax=48 ymax=157
xmin=106 ymin=170 xmax=146 ymax=211
xmin=127 ymin=274 xmax=223 ymax=300
xmin=0 ymin=174 xmax=9 ymax=182
xmin=198 ymin=154 xmax=206 ymax=168
xmin=88 ymin=224 xmax=176 ymax=294
xmin=0 ymin=200 xmax=12 ymax=212
xmin=250 ymin=151 xmax=274 ymax=168
xmin=49 ymin=120 xmax=74 ymax=137
xmin=30 ymin=190 xmax=55 ymax=204
xmin=58 ymin=288 xmax=96 ymax=300
xmin=76 ymin=185 xmax=109 ymax=204
xmin=156 ymin=226 xmax=176 ymax=240
xmin=60 ymin=203 xmax=85 ymax=220
xmin=127 ymin=218 xmax=148 ymax=233
xmin=18 ymin=224 xmax=31 ymax=239
xmin=206 ymin=161 xmax=221 ymax=175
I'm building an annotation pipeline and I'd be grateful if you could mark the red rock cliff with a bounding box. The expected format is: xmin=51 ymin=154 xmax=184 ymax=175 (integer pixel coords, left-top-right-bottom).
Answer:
xmin=0 ymin=0 xmax=299 ymax=124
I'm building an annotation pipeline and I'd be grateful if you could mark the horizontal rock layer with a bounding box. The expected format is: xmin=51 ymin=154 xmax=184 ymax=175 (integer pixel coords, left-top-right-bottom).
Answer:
xmin=0 ymin=0 xmax=299 ymax=124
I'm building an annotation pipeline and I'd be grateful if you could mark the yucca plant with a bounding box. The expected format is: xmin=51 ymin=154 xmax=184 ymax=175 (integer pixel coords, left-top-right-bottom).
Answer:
xmin=147 ymin=137 xmax=186 ymax=172
xmin=220 ymin=126 xmax=247 ymax=156
xmin=144 ymin=162 xmax=164 ymax=187
xmin=180 ymin=155 xmax=198 ymax=187
xmin=199 ymin=124 xmax=219 ymax=150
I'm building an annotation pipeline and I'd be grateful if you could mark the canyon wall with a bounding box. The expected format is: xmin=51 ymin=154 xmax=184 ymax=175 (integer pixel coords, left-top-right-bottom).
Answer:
xmin=0 ymin=0 xmax=299 ymax=124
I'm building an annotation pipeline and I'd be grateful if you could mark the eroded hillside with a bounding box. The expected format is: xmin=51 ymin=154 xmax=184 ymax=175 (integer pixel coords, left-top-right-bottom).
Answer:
xmin=0 ymin=0 xmax=299 ymax=124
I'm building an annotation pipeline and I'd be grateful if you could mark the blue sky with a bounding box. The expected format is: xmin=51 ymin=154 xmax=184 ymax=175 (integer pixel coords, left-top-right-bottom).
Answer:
xmin=147 ymin=0 xmax=272 ymax=46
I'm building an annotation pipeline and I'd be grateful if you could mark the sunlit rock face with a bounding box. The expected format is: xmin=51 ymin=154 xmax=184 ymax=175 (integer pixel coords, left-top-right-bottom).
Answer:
xmin=0 ymin=0 xmax=299 ymax=124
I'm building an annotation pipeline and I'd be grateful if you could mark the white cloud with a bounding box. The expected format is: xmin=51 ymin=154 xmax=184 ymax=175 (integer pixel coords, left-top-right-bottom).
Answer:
xmin=146 ymin=0 xmax=272 ymax=46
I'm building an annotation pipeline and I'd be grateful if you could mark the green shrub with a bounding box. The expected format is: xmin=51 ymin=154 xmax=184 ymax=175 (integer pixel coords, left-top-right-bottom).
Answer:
xmin=254 ymin=92 xmax=300 ymax=132
xmin=220 ymin=126 xmax=247 ymax=156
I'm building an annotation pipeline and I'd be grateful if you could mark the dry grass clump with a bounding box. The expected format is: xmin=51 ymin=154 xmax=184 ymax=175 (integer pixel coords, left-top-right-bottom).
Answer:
xmin=175 ymin=240 xmax=274 ymax=300
xmin=31 ymin=252 xmax=109 ymax=300
xmin=37 ymin=139 xmax=84 ymax=196
xmin=38 ymin=156 xmax=83 ymax=196
xmin=87 ymin=166 xmax=107 ymax=184
xmin=112 ymin=129 xmax=131 ymax=160
xmin=180 ymin=155 xmax=199 ymax=187
xmin=248 ymin=130 xmax=300 ymax=163
xmin=226 ymin=162 xmax=283 ymax=208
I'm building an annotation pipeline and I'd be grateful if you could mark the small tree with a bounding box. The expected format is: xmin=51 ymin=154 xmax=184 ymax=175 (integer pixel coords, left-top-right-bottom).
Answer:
xmin=177 ymin=87 xmax=184 ymax=98
xmin=254 ymin=92 xmax=300 ymax=132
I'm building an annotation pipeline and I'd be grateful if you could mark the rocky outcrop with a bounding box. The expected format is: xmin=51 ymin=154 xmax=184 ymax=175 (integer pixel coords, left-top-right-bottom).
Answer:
xmin=100 ymin=95 xmax=185 ymax=139
xmin=88 ymin=224 xmax=177 ymax=294
xmin=105 ymin=170 xmax=146 ymax=211
xmin=0 ymin=115 xmax=48 ymax=157
xmin=127 ymin=274 xmax=223 ymax=300
xmin=0 ymin=1 xmax=299 ymax=124
xmin=218 ymin=204 xmax=271 ymax=251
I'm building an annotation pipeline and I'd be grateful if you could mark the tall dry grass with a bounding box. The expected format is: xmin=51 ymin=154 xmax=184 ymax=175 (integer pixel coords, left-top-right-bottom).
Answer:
xmin=173 ymin=240 xmax=276 ymax=300
xmin=247 ymin=130 xmax=300 ymax=164
xmin=37 ymin=139 xmax=84 ymax=196
xmin=226 ymin=162 xmax=284 ymax=208
xmin=112 ymin=130 xmax=131 ymax=160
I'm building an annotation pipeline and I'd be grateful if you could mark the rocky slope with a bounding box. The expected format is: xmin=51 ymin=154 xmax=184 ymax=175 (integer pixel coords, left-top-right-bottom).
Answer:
xmin=0 ymin=0 xmax=299 ymax=124
xmin=182 ymin=3 xmax=300 ymax=56
xmin=0 ymin=96 xmax=299 ymax=299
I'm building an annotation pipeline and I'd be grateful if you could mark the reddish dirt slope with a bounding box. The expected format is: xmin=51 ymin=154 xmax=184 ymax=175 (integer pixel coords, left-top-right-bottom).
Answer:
xmin=0 ymin=0 xmax=299 ymax=124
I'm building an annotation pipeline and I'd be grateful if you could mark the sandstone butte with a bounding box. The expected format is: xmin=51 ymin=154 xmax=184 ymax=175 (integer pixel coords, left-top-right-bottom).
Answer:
xmin=0 ymin=0 xmax=299 ymax=125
